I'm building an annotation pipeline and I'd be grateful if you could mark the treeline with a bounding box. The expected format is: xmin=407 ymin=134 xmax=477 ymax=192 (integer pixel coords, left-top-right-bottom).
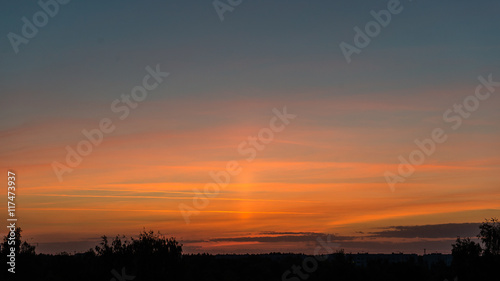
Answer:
xmin=450 ymin=218 xmax=500 ymax=280
xmin=1 ymin=219 xmax=498 ymax=281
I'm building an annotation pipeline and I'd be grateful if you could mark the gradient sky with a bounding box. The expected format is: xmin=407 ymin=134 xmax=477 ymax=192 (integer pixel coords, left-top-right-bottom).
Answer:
xmin=1 ymin=0 xmax=499 ymax=254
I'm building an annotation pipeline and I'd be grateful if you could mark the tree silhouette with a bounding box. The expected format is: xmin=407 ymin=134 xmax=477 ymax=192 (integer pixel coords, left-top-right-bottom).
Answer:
xmin=451 ymin=237 xmax=482 ymax=258
xmin=451 ymin=236 xmax=481 ymax=278
xmin=1 ymin=227 xmax=36 ymax=256
xmin=93 ymin=229 xmax=182 ymax=280
xmin=477 ymin=217 xmax=500 ymax=256
xmin=94 ymin=230 xmax=182 ymax=258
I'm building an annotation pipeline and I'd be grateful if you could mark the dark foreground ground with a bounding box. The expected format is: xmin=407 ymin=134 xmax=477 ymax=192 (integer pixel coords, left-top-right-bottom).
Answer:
xmin=1 ymin=252 xmax=498 ymax=281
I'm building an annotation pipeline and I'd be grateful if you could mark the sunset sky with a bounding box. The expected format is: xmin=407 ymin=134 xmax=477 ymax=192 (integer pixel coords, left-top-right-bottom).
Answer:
xmin=1 ymin=0 xmax=499 ymax=255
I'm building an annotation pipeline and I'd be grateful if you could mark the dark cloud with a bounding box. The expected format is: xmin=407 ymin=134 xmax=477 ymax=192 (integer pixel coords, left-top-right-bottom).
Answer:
xmin=183 ymin=223 xmax=482 ymax=246
xmin=189 ymin=223 xmax=477 ymax=253
xmin=259 ymin=231 xmax=322 ymax=235
xmin=368 ymin=223 xmax=480 ymax=239
xmin=182 ymin=232 xmax=353 ymax=244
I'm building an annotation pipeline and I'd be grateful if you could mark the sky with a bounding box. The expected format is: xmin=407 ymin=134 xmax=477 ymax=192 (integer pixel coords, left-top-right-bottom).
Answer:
xmin=0 ymin=0 xmax=499 ymax=255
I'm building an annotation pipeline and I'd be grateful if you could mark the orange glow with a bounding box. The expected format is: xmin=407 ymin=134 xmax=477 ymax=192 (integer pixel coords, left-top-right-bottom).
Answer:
xmin=1 ymin=97 xmax=499 ymax=254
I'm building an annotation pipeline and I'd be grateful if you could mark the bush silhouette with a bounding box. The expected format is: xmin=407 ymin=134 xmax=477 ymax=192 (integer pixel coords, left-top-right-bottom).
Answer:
xmin=94 ymin=229 xmax=183 ymax=280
